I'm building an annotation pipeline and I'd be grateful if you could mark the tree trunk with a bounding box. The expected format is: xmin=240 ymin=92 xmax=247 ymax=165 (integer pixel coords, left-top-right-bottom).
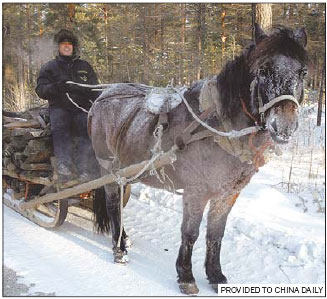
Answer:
xmin=26 ymin=4 xmax=33 ymax=86
xmin=196 ymin=4 xmax=206 ymax=80
xmin=220 ymin=6 xmax=226 ymax=69
xmin=141 ymin=5 xmax=149 ymax=83
xmin=312 ymin=52 xmax=317 ymax=90
xmin=252 ymin=4 xmax=256 ymax=41
xmin=179 ymin=3 xmax=186 ymax=85
xmin=102 ymin=5 xmax=112 ymax=81
xmin=317 ymin=56 xmax=325 ymax=126
xmin=256 ymin=3 xmax=272 ymax=30
xmin=67 ymin=4 xmax=75 ymax=28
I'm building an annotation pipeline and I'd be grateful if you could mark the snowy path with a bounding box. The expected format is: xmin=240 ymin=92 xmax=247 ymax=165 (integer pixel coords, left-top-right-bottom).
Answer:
xmin=3 ymin=162 xmax=325 ymax=296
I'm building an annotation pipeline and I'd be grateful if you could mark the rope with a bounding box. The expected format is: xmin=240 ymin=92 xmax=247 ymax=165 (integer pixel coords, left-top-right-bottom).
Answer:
xmin=172 ymin=87 xmax=261 ymax=138
xmin=65 ymin=81 xmax=150 ymax=91
xmin=240 ymin=97 xmax=258 ymax=123
xmin=65 ymin=81 xmax=112 ymax=90
xmin=113 ymin=125 xmax=168 ymax=249
xmin=115 ymin=176 xmax=127 ymax=248
xmin=65 ymin=93 xmax=89 ymax=113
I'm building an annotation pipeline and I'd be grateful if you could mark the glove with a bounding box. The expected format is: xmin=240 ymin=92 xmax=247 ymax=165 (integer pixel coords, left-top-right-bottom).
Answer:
xmin=52 ymin=80 xmax=70 ymax=94
xmin=65 ymin=82 xmax=99 ymax=99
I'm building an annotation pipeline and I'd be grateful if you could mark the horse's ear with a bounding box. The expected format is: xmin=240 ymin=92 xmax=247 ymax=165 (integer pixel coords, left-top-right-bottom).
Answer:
xmin=294 ymin=27 xmax=307 ymax=47
xmin=254 ymin=23 xmax=267 ymax=44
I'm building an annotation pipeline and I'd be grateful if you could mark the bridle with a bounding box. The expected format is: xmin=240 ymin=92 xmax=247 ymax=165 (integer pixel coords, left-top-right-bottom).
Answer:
xmin=240 ymin=77 xmax=301 ymax=170
xmin=249 ymin=72 xmax=300 ymax=127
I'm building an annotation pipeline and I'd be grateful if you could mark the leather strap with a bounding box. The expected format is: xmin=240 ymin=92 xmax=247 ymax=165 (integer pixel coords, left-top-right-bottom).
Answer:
xmin=258 ymin=95 xmax=299 ymax=114
xmin=158 ymin=112 xmax=169 ymax=131
xmin=174 ymin=106 xmax=215 ymax=150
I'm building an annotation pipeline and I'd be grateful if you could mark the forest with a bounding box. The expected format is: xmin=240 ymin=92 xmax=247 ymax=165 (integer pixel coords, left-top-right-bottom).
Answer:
xmin=2 ymin=3 xmax=326 ymax=112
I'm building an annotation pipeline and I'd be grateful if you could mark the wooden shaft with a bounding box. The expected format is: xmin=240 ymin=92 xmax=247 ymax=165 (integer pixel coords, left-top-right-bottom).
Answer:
xmin=19 ymin=147 xmax=177 ymax=210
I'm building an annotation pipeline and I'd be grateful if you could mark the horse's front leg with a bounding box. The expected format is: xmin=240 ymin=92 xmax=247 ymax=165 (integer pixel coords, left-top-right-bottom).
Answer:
xmin=205 ymin=194 xmax=238 ymax=292
xmin=176 ymin=186 xmax=209 ymax=295
xmin=104 ymin=183 xmax=128 ymax=264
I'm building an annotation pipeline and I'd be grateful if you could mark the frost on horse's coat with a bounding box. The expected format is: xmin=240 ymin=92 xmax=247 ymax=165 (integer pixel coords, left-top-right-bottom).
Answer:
xmin=89 ymin=25 xmax=310 ymax=295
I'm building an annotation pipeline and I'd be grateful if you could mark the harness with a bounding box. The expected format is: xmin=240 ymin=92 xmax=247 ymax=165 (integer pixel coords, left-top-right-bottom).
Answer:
xmin=70 ymin=80 xmax=298 ymax=170
xmin=252 ymin=72 xmax=300 ymax=125
xmin=170 ymin=78 xmax=299 ymax=169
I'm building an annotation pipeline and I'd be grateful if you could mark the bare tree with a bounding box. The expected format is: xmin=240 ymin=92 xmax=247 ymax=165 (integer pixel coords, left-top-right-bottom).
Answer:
xmin=317 ymin=56 xmax=325 ymax=126
xmin=256 ymin=3 xmax=272 ymax=30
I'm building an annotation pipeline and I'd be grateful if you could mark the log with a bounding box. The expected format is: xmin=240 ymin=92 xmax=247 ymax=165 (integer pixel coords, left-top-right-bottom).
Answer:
xmin=3 ymin=144 xmax=15 ymax=157
xmin=28 ymin=109 xmax=47 ymax=129
xmin=3 ymin=169 xmax=52 ymax=186
xmin=23 ymin=138 xmax=52 ymax=155
xmin=19 ymin=146 xmax=178 ymax=209
xmin=13 ymin=152 xmax=26 ymax=164
xmin=3 ymin=158 xmax=17 ymax=172
xmin=2 ymin=106 xmax=53 ymax=190
xmin=3 ymin=110 xmax=31 ymax=119
xmin=3 ymin=130 xmax=11 ymax=142
xmin=3 ymin=116 xmax=28 ymax=123
xmin=20 ymin=170 xmax=51 ymax=178
xmin=9 ymin=137 xmax=28 ymax=151
xmin=23 ymin=150 xmax=52 ymax=163
xmin=9 ymin=128 xmax=44 ymax=139
xmin=4 ymin=119 xmax=41 ymax=129
xmin=20 ymin=163 xmax=52 ymax=171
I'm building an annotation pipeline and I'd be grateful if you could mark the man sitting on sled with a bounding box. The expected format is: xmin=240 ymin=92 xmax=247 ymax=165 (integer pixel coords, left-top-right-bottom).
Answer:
xmin=35 ymin=29 xmax=100 ymax=183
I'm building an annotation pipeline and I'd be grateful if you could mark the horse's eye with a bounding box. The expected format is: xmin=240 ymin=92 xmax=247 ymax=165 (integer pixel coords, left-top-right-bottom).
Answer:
xmin=259 ymin=68 xmax=269 ymax=77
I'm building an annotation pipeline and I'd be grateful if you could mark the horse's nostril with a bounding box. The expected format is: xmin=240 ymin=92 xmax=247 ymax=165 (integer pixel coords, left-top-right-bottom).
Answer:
xmin=271 ymin=120 xmax=278 ymax=133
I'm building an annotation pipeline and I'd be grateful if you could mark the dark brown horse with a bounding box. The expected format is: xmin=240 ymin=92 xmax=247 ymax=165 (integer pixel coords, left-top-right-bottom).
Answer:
xmin=89 ymin=25 xmax=309 ymax=295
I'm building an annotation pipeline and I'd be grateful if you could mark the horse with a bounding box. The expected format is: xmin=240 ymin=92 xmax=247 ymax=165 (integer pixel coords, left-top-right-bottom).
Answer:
xmin=89 ymin=24 xmax=310 ymax=295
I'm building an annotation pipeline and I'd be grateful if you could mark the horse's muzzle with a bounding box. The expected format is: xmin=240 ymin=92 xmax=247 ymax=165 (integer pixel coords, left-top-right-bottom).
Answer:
xmin=266 ymin=99 xmax=299 ymax=144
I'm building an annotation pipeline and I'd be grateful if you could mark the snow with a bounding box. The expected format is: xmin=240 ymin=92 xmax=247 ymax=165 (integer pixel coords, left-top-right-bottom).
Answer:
xmin=3 ymin=104 xmax=325 ymax=296
xmin=145 ymin=86 xmax=187 ymax=114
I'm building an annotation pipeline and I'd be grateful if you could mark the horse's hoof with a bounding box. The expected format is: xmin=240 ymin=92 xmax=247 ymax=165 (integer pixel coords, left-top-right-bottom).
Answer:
xmin=218 ymin=275 xmax=228 ymax=284
xmin=210 ymin=284 xmax=218 ymax=293
xmin=113 ymin=248 xmax=129 ymax=264
xmin=210 ymin=276 xmax=228 ymax=293
xmin=178 ymin=282 xmax=199 ymax=296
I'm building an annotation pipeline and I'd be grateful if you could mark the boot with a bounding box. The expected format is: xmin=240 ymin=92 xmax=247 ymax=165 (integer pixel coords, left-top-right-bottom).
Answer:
xmin=57 ymin=163 xmax=75 ymax=183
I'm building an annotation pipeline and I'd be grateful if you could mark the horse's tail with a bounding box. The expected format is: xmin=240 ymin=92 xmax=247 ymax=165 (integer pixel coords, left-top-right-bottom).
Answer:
xmin=93 ymin=186 xmax=110 ymax=233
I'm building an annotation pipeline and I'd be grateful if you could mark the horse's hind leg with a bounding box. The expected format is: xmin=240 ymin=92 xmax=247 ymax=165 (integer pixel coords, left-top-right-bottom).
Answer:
xmin=104 ymin=183 xmax=129 ymax=264
xmin=205 ymin=194 xmax=238 ymax=292
xmin=176 ymin=186 xmax=209 ymax=295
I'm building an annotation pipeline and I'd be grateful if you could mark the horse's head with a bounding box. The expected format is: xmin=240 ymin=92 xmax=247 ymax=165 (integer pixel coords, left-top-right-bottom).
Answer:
xmin=248 ymin=24 xmax=310 ymax=143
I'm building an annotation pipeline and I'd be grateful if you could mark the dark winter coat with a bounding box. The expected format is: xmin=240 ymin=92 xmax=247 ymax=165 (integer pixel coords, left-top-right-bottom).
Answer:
xmin=35 ymin=55 xmax=100 ymax=111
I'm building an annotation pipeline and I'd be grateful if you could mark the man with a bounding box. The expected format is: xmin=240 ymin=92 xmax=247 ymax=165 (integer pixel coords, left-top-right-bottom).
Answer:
xmin=35 ymin=29 xmax=100 ymax=182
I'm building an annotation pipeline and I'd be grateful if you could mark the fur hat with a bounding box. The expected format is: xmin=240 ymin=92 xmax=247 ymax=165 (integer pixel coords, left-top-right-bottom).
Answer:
xmin=54 ymin=29 xmax=78 ymax=54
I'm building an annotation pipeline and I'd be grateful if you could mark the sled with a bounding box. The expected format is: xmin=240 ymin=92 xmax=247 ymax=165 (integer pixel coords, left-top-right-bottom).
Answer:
xmin=2 ymin=108 xmax=134 ymax=228
xmin=3 ymin=141 xmax=176 ymax=229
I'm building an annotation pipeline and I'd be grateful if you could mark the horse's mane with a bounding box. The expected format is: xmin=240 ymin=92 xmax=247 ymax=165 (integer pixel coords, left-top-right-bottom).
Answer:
xmin=216 ymin=25 xmax=310 ymax=120
xmin=216 ymin=49 xmax=252 ymax=119
xmin=249 ymin=26 xmax=310 ymax=68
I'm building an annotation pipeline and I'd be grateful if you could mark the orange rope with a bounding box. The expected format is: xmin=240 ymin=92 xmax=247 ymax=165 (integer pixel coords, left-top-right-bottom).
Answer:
xmin=240 ymin=97 xmax=258 ymax=123
xmin=24 ymin=182 xmax=30 ymax=200
xmin=240 ymin=97 xmax=272 ymax=171
xmin=248 ymin=132 xmax=273 ymax=171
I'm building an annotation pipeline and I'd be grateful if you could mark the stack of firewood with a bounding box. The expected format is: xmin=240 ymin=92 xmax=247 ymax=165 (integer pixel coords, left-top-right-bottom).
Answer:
xmin=3 ymin=106 xmax=54 ymax=185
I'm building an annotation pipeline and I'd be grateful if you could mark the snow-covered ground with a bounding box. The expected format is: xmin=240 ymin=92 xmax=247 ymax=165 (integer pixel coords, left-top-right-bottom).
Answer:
xmin=3 ymin=104 xmax=325 ymax=296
